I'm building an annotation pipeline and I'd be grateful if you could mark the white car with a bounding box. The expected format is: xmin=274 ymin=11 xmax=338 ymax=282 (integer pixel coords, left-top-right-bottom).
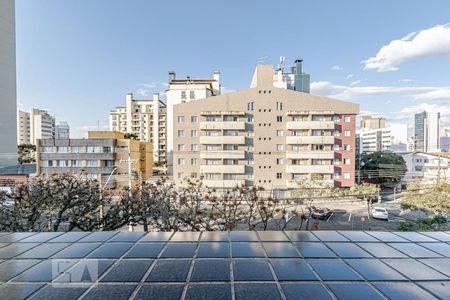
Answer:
xmin=371 ymin=207 xmax=389 ymax=220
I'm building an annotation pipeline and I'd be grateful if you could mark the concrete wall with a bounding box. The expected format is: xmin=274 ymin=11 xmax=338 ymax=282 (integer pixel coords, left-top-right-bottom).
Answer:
xmin=0 ymin=0 xmax=17 ymax=165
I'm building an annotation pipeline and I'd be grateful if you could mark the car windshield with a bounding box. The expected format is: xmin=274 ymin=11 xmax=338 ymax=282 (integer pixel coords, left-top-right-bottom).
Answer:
xmin=375 ymin=208 xmax=386 ymax=212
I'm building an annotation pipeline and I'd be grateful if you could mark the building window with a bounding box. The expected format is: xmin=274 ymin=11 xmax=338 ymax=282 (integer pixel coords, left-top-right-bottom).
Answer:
xmin=333 ymin=116 xmax=340 ymax=122
xmin=247 ymin=131 xmax=254 ymax=137
xmin=313 ymin=145 xmax=325 ymax=151
xmin=177 ymin=172 xmax=184 ymax=179
xmin=334 ymin=172 xmax=341 ymax=179
xmin=181 ymin=91 xmax=186 ymax=100
xmin=190 ymin=130 xmax=198 ymax=137
xmin=333 ymin=130 xmax=340 ymax=137
xmin=224 ymin=159 xmax=237 ymax=165
xmin=47 ymin=160 xmax=53 ymax=167
xmin=191 ymin=158 xmax=197 ymax=165
xmin=57 ymin=146 xmax=68 ymax=153
xmin=177 ymin=130 xmax=185 ymax=137
xmin=177 ymin=116 xmax=185 ymax=123
xmin=224 ymin=144 xmax=238 ymax=151
xmin=334 ymin=158 xmax=340 ymax=165
xmin=41 ymin=146 xmax=52 ymax=153
xmin=206 ymin=130 xmax=220 ymax=136
xmin=344 ymin=158 xmax=351 ymax=165
xmin=344 ymin=130 xmax=351 ymax=137
xmin=276 ymin=130 xmax=283 ymax=137
xmin=333 ymin=144 xmax=340 ymax=151
xmin=191 ymin=144 xmax=198 ymax=151
xmin=104 ymin=160 xmax=114 ymax=167
xmin=247 ymin=102 xmax=254 ymax=111
xmin=189 ymin=91 xmax=195 ymax=99
xmin=103 ymin=146 xmax=112 ymax=153
xmin=177 ymin=144 xmax=185 ymax=151
xmin=276 ymin=144 xmax=284 ymax=151
xmin=247 ymin=115 xmax=254 ymax=123
xmin=224 ymin=130 xmax=239 ymax=136
xmin=224 ymin=115 xmax=238 ymax=122
xmin=276 ymin=158 xmax=283 ymax=165
xmin=206 ymin=159 xmax=221 ymax=165
xmin=177 ymin=158 xmax=185 ymax=165
xmin=276 ymin=173 xmax=282 ymax=179
xmin=191 ymin=116 xmax=198 ymax=123
xmin=344 ymin=144 xmax=351 ymax=151
xmin=86 ymin=160 xmax=98 ymax=167
xmin=277 ymin=116 xmax=283 ymax=122
xmin=206 ymin=116 xmax=217 ymax=122
xmin=344 ymin=172 xmax=351 ymax=179
xmin=276 ymin=102 xmax=283 ymax=111
xmin=344 ymin=116 xmax=351 ymax=123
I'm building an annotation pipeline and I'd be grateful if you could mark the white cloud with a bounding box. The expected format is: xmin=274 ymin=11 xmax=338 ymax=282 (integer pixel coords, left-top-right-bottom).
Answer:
xmin=412 ymin=88 xmax=450 ymax=100
xmin=310 ymin=81 xmax=450 ymax=101
xmin=221 ymin=86 xmax=236 ymax=94
xmin=363 ymin=23 xmax=450 ymax=72
xmin=135 ymin=82 xmax=167 ymax=98
xmin=346 ymin=74 xmax=354 ymax=80
xmin=349 ymin=80 xmax=361 ymax=87
xmin=331 ymin=65 xmax=343 ymax=71
xmin=71 ymin=124 xmax=109 ymax=138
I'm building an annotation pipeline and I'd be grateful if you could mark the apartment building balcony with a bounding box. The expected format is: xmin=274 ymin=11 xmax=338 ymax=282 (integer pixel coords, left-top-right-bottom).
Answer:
xmin=39 ymin=166 xmax=116 ymax=174
xmin=200 ymin=150 xmax=245 ymax=159
xmin=286 ymin=179 xmax=334 ymax=188
xmin=201 ymin=111 xmax=246 ymax=116
xmin=200 ymin=165 xmax=245 ymax=174
xmin=199 ymin=136 xmax=246 ymax=145
xmin=39 ymin=153 xmax=115 ymax=160
xmin=286 ymin=121 xmax=335 ymax=130
xmin=285 ymin=164 xmax=334 ymax=174
xmin=286 ymin=136 xmax=335 ymax=145
xmin=286 ymin=151 xmax=335 ymax=159
xmin=200 ymin=121 xmax=246 ymax=130
xmin=203 ymin=179 xmax=245 ymax=188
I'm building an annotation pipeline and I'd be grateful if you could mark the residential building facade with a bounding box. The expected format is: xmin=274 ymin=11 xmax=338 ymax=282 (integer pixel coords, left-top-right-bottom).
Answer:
xmin=414 ymin=110 xmax=440 ymax=153
xmin=402 ymin=152 xmax=449 ymax=183
xmin=356 ymin=124 xmax=407 ymax=154
xmin=0 ymin=0 xmax=17 ymax=165
xmin=360 ymin=116 xmax=385 ymax=129
xmin=166 ymin=71 xmax=221 ymax=174
xmin=17 ymin=109 xmax=56 ymax=145
xmin=172 ymin=65 xmax=358 ymax=190
xmin=36 ymin=131 xmax=152 ymax=188
xmin=55 ymin=121 xmax=70 ymax=139
xmin=109 ymin=93 xmax=166 ymax=163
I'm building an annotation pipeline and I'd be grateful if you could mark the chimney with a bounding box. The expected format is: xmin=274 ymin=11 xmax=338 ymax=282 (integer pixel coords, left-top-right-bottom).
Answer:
xmin=152 ymin=92 xmax=159 ymax=101
xmin=168 ymin=71 xmax=176 ymax=82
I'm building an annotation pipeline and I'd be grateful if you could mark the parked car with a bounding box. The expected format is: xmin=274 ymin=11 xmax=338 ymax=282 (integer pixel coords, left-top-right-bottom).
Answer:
xmin=371 ymin=207 xmax=389 ymax=220
xmin=311 ymin=208 xmax=332 ymax=220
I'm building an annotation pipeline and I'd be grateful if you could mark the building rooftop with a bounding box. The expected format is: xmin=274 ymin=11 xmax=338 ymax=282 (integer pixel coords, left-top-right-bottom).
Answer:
xmin=0 ymin=230 xmax=449 ymax=299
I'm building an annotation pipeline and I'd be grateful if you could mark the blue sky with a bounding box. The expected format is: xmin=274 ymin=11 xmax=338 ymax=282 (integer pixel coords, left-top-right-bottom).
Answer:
xmin=16 ymin=0 xmax=450 ymax=137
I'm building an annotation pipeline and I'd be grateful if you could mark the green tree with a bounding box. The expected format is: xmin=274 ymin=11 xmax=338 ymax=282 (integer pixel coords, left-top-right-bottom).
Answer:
xmin=360 ymin=151 xmax=407 ymax=185
xmin=124 ymin=133 xmax=139 ymax=140
xmin=401 ymin=179 xmax=450 ymax=214
xmin=17 ymin=144 xmax=36 ymax=164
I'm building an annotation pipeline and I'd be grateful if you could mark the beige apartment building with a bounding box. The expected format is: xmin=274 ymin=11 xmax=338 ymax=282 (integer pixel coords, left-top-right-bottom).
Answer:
xmin=360 ymin=115 xmax=385 ymax=129
xmin=109 ymin=92 xmax=166 ymax=163
xmin=173 ymin=65 xmax=359 ymax=190
xmin=36 ymin=131 xmax=152 ymax=188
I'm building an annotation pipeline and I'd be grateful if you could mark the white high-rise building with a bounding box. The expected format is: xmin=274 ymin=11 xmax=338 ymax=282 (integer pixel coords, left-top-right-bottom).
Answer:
xmin=109 ymin=92 xmax=166 ymax=163
xmin=0 ymin=0 xmax=17 ymax=165
xmin=414 ymin=110 xmax=440 ymax=153
xmin=166 ymin=71 xmax=221 ymax=175
xmin=55 ymin=121 xmax=70 ymax=139
xmin=356 ymin=124 xmax=407 ymax=154
xmin=17 ymin=109 xmax=55 ymax=145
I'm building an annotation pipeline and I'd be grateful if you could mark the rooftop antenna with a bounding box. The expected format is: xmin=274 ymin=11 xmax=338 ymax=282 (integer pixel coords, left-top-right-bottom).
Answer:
xmin=279 ymin=56 xmax=285 ymax=73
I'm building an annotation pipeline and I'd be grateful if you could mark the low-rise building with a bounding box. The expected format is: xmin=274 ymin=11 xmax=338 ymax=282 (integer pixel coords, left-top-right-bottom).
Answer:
xmin=36 ymin=131 xmax=152 ymax=188
xmin=109 ymin=93 xmax=166 ymax=163
xmin=356 ymin=124 xmax=407 ymax=154
xmin=402 ymin=152 xmax=450 ymax=183
xmin=172 ymin=64 xmax=359 ymax=190
xmin=0 ymin=164 xmax=36 ymax=192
